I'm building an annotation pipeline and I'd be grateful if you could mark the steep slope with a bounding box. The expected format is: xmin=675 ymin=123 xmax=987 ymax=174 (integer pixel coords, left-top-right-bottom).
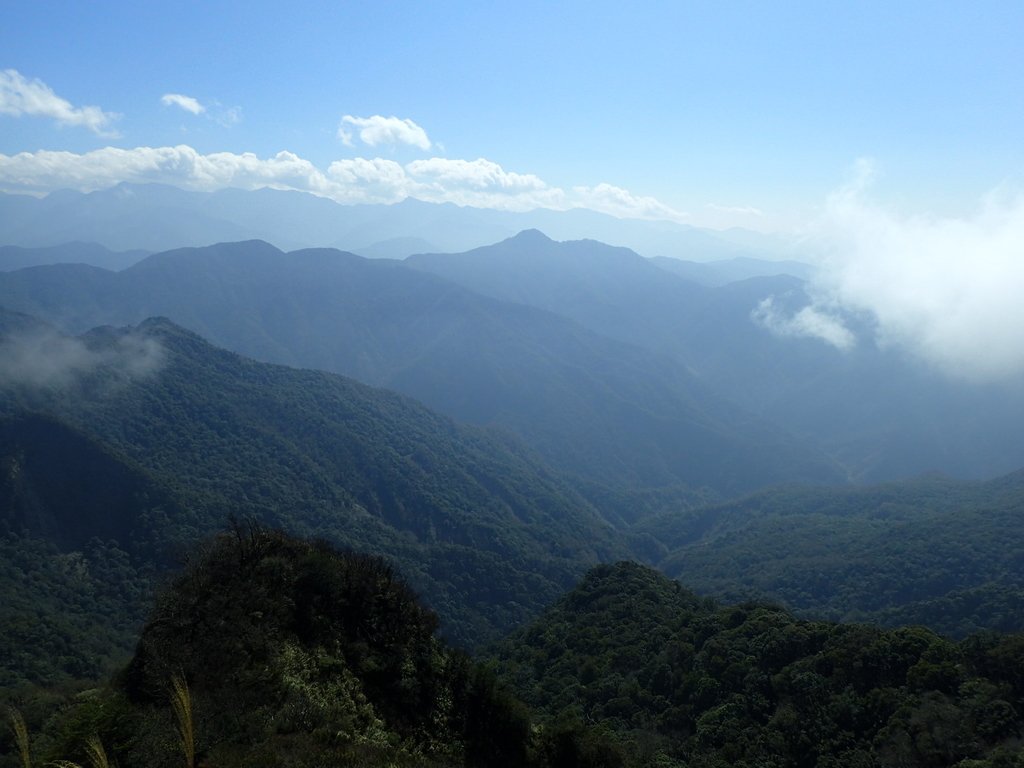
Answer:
xmin=0 ymin=315 xmax=624 ymax=650
xmin=0 ymin=413 xmax=185 ymax=554
xmin=494 ymin=562 xmax=1024 ymax=767
xmin=0 ymin=414 xmax=182 ymax=686
xmin=0 ymin=240 xmax=844 ymax=494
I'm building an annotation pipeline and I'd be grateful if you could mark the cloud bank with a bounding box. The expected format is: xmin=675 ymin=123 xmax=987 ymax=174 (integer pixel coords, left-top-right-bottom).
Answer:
xmin=0 ymin=144 xmax=687 ymax=222
xmin=161 ymin=93 xmax=205 ymax=115
xmin=0 ymin=328 xmax=164 ymax=390
xmin=339 ymin=115 xmax=431 ymax=150
xmin=758 ymin=164 xmax=1024 ymax=382
xmin=0 ymin=69 xmax=120 ymax=137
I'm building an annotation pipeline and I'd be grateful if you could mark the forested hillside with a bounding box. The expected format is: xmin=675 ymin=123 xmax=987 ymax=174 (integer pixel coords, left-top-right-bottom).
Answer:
xmin=12 ymin=545 xmax=1024 ymax=768
xmin=5 ymin=307 xmax=1024 ymax=691
xmin=0 ymin=313 xmax=626 ymax=683
xmin=639 ymin=477 xmax=1024 ymax=637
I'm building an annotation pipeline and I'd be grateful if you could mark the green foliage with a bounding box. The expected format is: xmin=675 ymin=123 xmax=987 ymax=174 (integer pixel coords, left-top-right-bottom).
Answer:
xmin=493 ymin=562 xmax=1024 ymax=767
xmin=0 ymin=534 xmax=153 ymax=687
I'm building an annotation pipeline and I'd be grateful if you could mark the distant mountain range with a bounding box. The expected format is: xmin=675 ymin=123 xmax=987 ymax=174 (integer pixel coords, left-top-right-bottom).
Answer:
xmin=0 ymin=242 xmax=149 ymax=272
xmin=3 ymin=230 xmax=1023 ymax=484
xmin=0 ymin=182 xmax=805 ymax=261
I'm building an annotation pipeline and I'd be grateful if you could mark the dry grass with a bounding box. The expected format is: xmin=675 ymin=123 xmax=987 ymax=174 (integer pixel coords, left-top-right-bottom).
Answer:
xmin=49 ymin=734 xmax=111 ymax=768
xmin=7 ymin=707 xmax=31 ymax=768
xmin=170 ymin=674 xmax=195 ymax=768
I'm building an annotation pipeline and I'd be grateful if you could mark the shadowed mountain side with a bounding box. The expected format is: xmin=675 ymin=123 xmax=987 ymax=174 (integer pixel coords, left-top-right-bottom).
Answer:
xmin=0 ymin=414 xmax=186 ymax=555
xmin=0 ymin=240 xmax=844 ymax=494
xmin=0 ymin=414 xmax=188 ymax=685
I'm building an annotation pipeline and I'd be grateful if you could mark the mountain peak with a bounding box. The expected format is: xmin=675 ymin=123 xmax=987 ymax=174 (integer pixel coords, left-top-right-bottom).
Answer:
xmin=507 ymin=228 xmax=553 ymax=245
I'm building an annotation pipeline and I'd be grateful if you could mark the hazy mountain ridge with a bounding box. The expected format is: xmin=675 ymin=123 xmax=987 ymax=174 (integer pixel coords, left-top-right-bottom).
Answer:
xmin=648 ymin=253 xmax=816 ymax=285
xmin=0 ymin=184 xmax=795 ymax=260
xmin=407 ymin=231 xmax=1024 ymax=482
xmin=4 ymin=228 xmax=1022 ymax=485
xmin=0 ymin=242 xmax=149 ymax=272
xmin=0 ymin=240 xmax=843 ymax=494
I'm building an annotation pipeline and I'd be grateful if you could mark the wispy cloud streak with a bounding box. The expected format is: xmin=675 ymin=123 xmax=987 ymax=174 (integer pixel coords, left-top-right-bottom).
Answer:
xmin=0 ymin=69 xmax=120 ymax=137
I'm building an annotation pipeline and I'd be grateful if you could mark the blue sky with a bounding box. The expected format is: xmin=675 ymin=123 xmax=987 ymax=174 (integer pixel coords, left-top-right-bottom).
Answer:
xmin=2 ymin=1 xmax=1023 ymax=231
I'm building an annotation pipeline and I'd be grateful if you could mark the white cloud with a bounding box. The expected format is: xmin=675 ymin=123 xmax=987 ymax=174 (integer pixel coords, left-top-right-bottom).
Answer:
xmin=0 ymin=146 xmax=334 ymax=196
xmin=339 ymin=115 xmax=431 ymax=150
xmin=326 ymin=157 xmax=408 ymax=203
xmin=760 ymin=161 xmax=1024 ymax=381
xmin=752 ymin=296 xmax=856 ymax=351
xmin=0 ymin=144 xmax=687 ymax=222
xmin=0 ymin=69 xmax=120 ymax=137
xmin=572 ymin=182 xmax=688 ymax=222
xmin=161 ymin=93 xmax=205 ymax=115
xmin=405 ymin=157 xmax=565 ymax=210
xmin=0 ymin=327 xmax=163 ymax=390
